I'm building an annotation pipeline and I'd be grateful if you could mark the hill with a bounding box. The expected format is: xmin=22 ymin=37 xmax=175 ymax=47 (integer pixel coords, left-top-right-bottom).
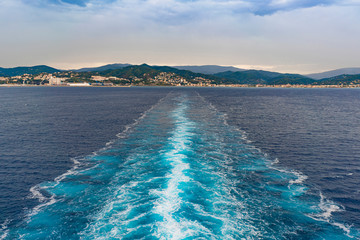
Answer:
xmin=0 ymin=65 xmax=60 ymax=77
xmin=267 ymin=74 xmax=315 ymax=85
xmin=307 ymin=68 xmax=360 ymax=80
xmin=97 ymin=64 xmax=224 ymax=84
xmin=151 ymin=65 xmax=223 ymax=83
xmin=94 ymin=66 xmax=316 ymax=85
xmin=74 ymin=63 xmax=131 ymax=72
xmin=314 ymin=74 xmax=360 ymax=85
xmin=214 ymin=70 xmax=314 ymax=85
xmin=173 ymin=65 xmax=245 ymax=74
xmin=101 ymin=64 xmax=160 ymax=79
xmin=2 ymin=63 xmax=359 ymax=86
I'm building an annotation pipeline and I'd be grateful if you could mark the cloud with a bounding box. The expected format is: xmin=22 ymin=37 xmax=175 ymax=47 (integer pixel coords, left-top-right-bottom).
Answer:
xmin=0 ymin=0 xmax=359 ymax=73
xmin=21 ymin=0 xmax=351 ymax=16
xmin=249 ymin=0 xmax=334 ymax=15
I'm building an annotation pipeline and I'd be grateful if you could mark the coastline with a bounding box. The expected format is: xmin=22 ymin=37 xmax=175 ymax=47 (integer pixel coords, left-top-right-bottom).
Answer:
xmin=1 ymin=84 xmax=359 ymax=88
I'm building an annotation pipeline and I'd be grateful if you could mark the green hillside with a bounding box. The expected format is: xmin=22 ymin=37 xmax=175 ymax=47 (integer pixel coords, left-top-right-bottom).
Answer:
xmin=1 ymin=63 xmax=360 ymax=86
xmin=215 ymin=70 xmax=314 ymax=85
xmin=0 ymin=65 xmax=60 ymax=77
xmin=314 ymin=74 xmax=360 ymax=85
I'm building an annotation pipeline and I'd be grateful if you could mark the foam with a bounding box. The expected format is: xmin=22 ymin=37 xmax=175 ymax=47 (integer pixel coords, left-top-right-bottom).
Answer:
xmin=29 ymin=185 xmax=47 ymax=202
xmin=289 ymin=170 xmax=308 ymax=185
xmin=271 ymin=158 xmax=280 ymax=165
xmin=197 ymin=91 xmax=360 ymax=237
xmin=0 ymin=230 xmax=9 ymax=240
xmin=0 ymin=219 xmax=10 ymax=240
xmin=317 ymin=192 xmax=343 ymax=220
xmin=78 ymin=105 xmax=191 ymax=237
xmin=9 ymin=91 xmax=358 ymax=239
xmin=19 ymin=92 xmax=174 ymax=230
xmin=304 ymin=192 xmax=357 ymax=236
xmin=153 ymin=100 xmax=198 ymax=239
xmin=27 ymin=196 xmax=57 ymax=218
xmin=115 ymin=91 xmax=172 ymax=140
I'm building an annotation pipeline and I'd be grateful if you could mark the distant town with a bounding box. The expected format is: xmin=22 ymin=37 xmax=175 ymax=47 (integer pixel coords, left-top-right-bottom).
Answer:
xmin=1 ymin=64 xmax=360 ymax=88
xmin=0 ymin=72 xmax=214 ymax=87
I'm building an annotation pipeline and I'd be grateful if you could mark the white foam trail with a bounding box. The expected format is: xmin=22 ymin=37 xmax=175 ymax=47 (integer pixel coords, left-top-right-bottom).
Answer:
xmin=115 ymin=91 xmax=173 ymax=140
xmin=24 ymin=92 xmax=173 ymax=210
xmin=153 ymin=100 xmax=198 ymax=239
xmin=195 ymin=91 xmax=358 ymax=237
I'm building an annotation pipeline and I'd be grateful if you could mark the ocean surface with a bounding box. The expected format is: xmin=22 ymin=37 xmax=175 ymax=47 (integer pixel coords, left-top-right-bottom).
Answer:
xmin=0 ymin=87 xmax=359 ymax=239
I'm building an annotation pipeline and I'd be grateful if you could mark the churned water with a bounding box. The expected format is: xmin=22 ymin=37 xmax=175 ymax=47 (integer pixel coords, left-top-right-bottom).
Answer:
xmin=0 ymin=87 xmax=359 ymax=239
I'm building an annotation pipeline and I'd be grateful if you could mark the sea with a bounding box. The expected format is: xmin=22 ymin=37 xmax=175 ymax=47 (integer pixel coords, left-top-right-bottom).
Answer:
xmin=0 ymin=86 xmax=359 ymax=239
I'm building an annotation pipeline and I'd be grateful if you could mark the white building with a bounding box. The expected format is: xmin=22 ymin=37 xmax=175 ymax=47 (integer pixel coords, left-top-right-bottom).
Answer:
xmin=67 ymin=82 xmax=91 ymax=87
xmin=91 ymin=76 xmax=107 ymax=81
xmin=48 ymin=76 xmax=66 ymax=85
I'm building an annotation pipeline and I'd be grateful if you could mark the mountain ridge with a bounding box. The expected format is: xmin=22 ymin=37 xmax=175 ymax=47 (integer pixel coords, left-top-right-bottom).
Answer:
xmin=1 ymin=63 xmax=360 ymax=86
xmin=214 ymin=70 xmax=314 ymax=85
xmin=172 ymin=65 xmax=245 ymax=74
xmin=307 ymin=68 xmax=360 ymax=80
xmin=0 ymin=65 xmax=60 ymax=77
xmin=74 ymin=63 xmax=132 ymax=72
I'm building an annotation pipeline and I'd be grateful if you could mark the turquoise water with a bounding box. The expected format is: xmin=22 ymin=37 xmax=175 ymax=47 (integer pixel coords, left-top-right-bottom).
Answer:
xmin=2 ymin=91 xmax=358 ymax=239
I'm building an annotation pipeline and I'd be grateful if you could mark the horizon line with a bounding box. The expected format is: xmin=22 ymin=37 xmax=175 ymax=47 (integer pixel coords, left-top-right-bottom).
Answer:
xmin=1 ymin=63 xmax=360 ymax=75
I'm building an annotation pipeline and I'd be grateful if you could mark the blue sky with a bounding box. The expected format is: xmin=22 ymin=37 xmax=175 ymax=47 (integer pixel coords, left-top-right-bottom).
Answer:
xmin=0 ymin=0 xmax=359 ymax=73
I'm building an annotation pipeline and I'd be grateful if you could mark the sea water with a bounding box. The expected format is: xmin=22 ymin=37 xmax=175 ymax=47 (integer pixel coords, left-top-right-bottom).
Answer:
xmin=198 ymin=87 xmax=360 ymax=232
xmin=0 ymin=87 xmax=359 ymax=239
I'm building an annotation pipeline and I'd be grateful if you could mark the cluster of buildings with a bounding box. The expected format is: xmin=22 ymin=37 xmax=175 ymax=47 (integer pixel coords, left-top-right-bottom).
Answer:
xmin=151 ymin=72 xmax=187 ymax=85
xmin=4 ymin=71 xmax=359 ymax=88
xmin=0 ymin=73 xmax=113 ymax=86
xmin=145 ymin=73 xmax=213 ymax=86
xmin=91 ymin=76 xmax=126 ymax=82
xmin=0 ymin=71 xmax=215 ymax=87
xmin=0 ymin=74 xmax=34 ymax=84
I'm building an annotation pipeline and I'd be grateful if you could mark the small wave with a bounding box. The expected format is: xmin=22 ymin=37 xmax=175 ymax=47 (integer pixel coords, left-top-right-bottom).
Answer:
xmin=27 ymin=156 xmax=84 ymax=217
xmin=289 ymin=170 xmax=308 ymax=185
xmin=307 ymin=192 xmax=354 ymax=236
xmin=17 ymin=91 xmax=174 ymax=233
xmin=0 ymin=219 xmax=10 ymax=240
xmin=27 ymin=196 xmax=57 ymax=218
xmin=29 ymin=185 xmax=47 ymax=202
xmin=152 ymin=100 xmax=195 ymax=239
xmin=271 ymin=158 xmax=280 ymax=165
xmin=318 ymin=192 xmax=344 ymax=220
xmin=195 ymin=91 xmax=358 ymax=237
xmin=115 ymin=91 xmax=172 ymax=140
xmin=53 ymin=157 xmax=82 ymax=183
xmin=8 ymin=91 xmax=359 ymax=239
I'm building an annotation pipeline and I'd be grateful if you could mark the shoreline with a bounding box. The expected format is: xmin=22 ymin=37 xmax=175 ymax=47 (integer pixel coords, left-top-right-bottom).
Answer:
xmin=1 ymin=84 xmax=360 ymax=89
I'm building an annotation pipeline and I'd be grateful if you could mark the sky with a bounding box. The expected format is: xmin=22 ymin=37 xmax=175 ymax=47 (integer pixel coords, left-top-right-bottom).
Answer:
xmin=0 ymin=0 xmax=360 ymax=74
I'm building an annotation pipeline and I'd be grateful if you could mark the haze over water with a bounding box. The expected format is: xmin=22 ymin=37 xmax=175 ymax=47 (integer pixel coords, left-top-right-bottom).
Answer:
xmin=0 ymin=87 xmax=359 ymax=239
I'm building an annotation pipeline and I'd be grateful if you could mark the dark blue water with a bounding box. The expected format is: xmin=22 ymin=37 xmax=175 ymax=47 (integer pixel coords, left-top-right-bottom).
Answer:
xmin=0 ymin=87 xmax=171 ymax=234
xmin=198 ymin=88 xmax=360 ymax=231
xmin=0 ymin=87 xmax=359 ymax=239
